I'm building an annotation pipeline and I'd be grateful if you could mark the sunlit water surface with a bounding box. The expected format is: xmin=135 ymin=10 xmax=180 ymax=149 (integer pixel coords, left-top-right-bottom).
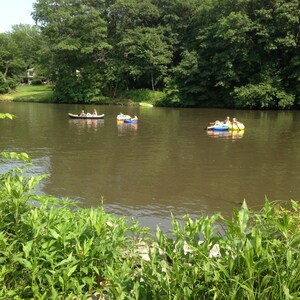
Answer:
xmin=1 ymin=102 xmax=299 ymax=233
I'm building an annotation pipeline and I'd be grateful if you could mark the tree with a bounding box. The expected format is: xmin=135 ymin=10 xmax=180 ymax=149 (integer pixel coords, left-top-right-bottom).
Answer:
xmin=32 ymin=0 xmax=111 ymax=101
xmin=105 ymin=0 xmax=165 ymax=93
xmin=118 ymin=26 xmax=172 ymax=92
xmin=168 ymin=0 xmax=299 ymax=107
xmin=0 ymin=25 xmax=42 ymax=86
xmin=10 ymin=25 xmax=42 ymax=75
xmin=0 ymin=33 xmax=21 ymax=79
xmin=30 ymin=0 xmax=299 ymax=107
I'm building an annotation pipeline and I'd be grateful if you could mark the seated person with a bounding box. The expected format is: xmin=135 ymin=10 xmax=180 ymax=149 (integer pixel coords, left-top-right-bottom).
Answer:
xmin=232 ymin=117 xmax=244 ymax=129
xmin=79 ymin=110 xmax=86 ymax=116
xmin=232 ymin=117 xmax=241 ymax=125
xmin=92 ymin=109 xmax=97 ymax=116
xmin=210 ymin=120 xmax=222 ymax=126
xmin=117 ymin=113 xmax=124 ymax=120
xmin=223 ymin=116 xmax=231 ymax=125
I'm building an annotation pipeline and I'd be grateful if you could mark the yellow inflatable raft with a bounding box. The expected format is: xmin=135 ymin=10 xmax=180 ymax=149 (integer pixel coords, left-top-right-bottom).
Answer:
xmin=228 ymin=123 xmax=245 ymax=130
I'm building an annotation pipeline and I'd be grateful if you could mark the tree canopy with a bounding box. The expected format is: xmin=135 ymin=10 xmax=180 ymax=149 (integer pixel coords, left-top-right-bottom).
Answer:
xmin=1 ymin=0 xmax=299 ymax=108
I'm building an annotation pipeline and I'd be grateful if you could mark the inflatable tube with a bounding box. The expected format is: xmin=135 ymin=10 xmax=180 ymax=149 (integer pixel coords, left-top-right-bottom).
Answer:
xmin=124 ymin=119 xmax=138 ymax=124
xmin=228 ymin=123 xmax=245 ymax=130
xmin=207 ymin=125 xmax=229 ymax=131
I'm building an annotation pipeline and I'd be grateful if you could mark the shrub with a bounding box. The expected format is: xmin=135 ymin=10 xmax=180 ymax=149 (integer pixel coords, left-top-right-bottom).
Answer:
xmin=0 ymin=150 xmax=148 ymax=299
xmin=31 ymin=79 xmax=43 ymax=85
xmin=232 ymin=83 xmax=295 ymax=109
xmin=0 ymin=74 xmax=17 ymax=94
xmin=121 ymin=88 xmax=165 ymax=104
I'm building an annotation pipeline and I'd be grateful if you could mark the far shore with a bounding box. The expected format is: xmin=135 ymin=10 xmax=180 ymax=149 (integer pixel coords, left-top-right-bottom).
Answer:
xmin=0 ymin=84 xmax=158 ymax=106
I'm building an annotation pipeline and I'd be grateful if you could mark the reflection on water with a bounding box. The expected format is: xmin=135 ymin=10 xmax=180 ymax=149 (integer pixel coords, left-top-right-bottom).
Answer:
xmin=206 ymin=130 xmax=244 ymax=140
xmin=117 ymin=121 xmax=138 ymax=136
xmin=68 ymin=119 xmax=104 ymax=132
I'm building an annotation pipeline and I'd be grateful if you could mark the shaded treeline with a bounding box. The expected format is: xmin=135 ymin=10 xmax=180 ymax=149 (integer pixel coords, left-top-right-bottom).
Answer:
xmin=1 ymin=0 xmax=299 ymax=108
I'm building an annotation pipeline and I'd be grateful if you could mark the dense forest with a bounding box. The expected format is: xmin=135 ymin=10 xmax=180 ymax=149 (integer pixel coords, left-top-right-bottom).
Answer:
xmin=0 ymin=0 xmax=299 ymax=108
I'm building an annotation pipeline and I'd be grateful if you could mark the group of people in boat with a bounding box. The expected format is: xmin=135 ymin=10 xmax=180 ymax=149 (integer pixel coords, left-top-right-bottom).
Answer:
xmin=77 ymin=110 xmax=139 ymax=121
xmin=210 ymin=116 xmax=242 ymax=127
xmin=116 ymin=112 xmax=138 ymax=121
xmin=79 ymin=109 xmax=97 ymax=117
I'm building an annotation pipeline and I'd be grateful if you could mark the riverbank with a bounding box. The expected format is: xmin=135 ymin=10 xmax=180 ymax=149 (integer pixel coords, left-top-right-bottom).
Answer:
xmin=0 ymin=85 xmax=54 ymax=102
xmin=0 ymin=85 xmax=163 ymax=106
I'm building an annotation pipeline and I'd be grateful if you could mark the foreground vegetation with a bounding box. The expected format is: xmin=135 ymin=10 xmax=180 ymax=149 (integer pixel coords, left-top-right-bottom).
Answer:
xmin=1 ymin=153 xmax=300 ymax=298
xmin=1 ymin=0 xmax=299 ymax=108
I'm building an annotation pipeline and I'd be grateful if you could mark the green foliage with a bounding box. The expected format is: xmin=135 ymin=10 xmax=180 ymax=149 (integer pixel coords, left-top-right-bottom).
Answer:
xmin=0 ymin=73 xmax=17 ymax=94
xmin=8 ymin=85 xmax=54 ymax=103
xmin=167 ymin=0 xmax=299 ymax=108
xmin=0 ymin=113 xmax=15 ymax=119
xmin=160 ymin=78 xmax=182 ymax=106
xmin=0 ymin=151 xmax=148 ymax=298
xmin=0 ymin=0 xmax=298 ymax=107
xmin=118 ymin=26 xmax=172 ymax=91
xmin=121 ymin=88 xmax=164 ymax=104
xmin=1 ymin=149 xmax=300 ymax=298
xmin=232 ymin=82 xmax=295 ymax=109
xmin=0 ymin=25 xmax=42 ymax=85
xmin=32 ymin=0 xmax=111 ymax=102
xmin=135 ymin=200 xmax=300 ymax=299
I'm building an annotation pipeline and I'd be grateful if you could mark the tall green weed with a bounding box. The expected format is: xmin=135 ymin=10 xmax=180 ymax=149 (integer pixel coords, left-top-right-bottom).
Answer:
xmin=0 ymin=152 xmax=148 ymax=299
xmin=0 ymin=149 xmax=299 ymax=299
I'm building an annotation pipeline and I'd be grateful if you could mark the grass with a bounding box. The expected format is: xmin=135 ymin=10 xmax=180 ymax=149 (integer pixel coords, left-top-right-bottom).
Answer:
xmin=0 ymin=85 xmax=54 ymax=103
xmin=0 ymin=85 xmax=164 ymax=106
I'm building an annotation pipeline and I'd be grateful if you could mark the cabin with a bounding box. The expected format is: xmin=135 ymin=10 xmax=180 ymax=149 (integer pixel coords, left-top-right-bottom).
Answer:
xmin=23 ymin=68 xmax=48 ymax=85
xmin=24 ymin=68 xmax=35 ymax=84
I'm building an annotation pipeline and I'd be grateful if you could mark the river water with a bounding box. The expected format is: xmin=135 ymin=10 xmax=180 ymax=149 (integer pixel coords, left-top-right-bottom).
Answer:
xmin=1 ymin=102 xmax=299 ymax=233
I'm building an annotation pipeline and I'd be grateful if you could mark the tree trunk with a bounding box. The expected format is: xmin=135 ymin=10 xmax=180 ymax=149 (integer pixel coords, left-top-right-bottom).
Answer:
xmin=3 ymin=63 xmax=9 ymax=80
xmin=113 ymin=80 xmax=119 ymax=98
xmin=151 ymin=72 xmax=157 ymax=101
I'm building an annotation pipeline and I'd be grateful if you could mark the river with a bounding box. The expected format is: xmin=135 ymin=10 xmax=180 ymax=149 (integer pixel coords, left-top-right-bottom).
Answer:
xmin=1 ymin=102 xmax=299 ymax=233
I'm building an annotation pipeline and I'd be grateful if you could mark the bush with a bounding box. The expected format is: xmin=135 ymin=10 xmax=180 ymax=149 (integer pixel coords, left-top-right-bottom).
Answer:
xmin=232 ymin=83 xmax=295 ymax=109
xmin=0 ymin=74 xmax=17 ymax=94
xmin=0 ymin=151 xmax=148 ymax=299
xmin=121 ymin=88 xmax=165 ymax=104
xmin=31 ymin=79 xmax=43 ymax=85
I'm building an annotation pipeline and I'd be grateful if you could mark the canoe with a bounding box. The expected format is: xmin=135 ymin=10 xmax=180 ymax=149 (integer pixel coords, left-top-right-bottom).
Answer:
xmin=206 ymin=124 xmax=229 ymax=131
xmin=139 ymin=102 xmax=153 ymax=107
xmin=68 ymin=113 xmax=104 ymax=119
xmin=124 ymin=119 xmax=138 ymax=124
xmin=228 ymin=123 xmax=245 ymax=130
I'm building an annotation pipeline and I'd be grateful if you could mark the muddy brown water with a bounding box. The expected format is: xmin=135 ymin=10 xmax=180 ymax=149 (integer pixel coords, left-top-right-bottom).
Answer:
xmin=1 ymin=102 xmax=299 ymax=233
